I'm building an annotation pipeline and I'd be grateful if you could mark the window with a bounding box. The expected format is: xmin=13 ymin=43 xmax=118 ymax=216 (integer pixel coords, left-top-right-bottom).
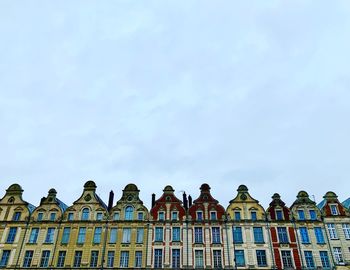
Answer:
xmin=251 ymin=211 xmax=257 ymax=221
xmin=327 ymin=223 xmax=338 ymax=239
xmin=195 ymin=227 xmax=203 ymax=243
xmin=40 ymin=250 xmax=50 ymax=268
xmin=50 ymin=212 xmax=56 ymax=221
xmin=212 ymin=227 xmax=221 ymax=244
xmin=314 ymin=227 xmax=325 ymax=244
xmin=6 ymin=227 xmax=17 ymax=243
xmin=90 ymin=251 xmax=99 ymax=267
xmin=234 ymin=211 xmax=241 ymax=221
xmin=330 ymin=204 xmax=338 ymax=215
xmin=45 ymin=228 xmax=55 ymax=243
xmin=319 ymin=251 xmax=330 ymax=268
xmin=210 ymin=211 xmax=217 ymax=220
xmin=56 ymin=251 xmax=66 ymax=267
xmin=114 ymin=212 xmax=120 ymax=220
xmin=277 ymin=227 xmax=288 ymax=243
xmin=309 ymin=210 xmax=316 ymax=220
xmin=197 ymin=211 xmax=203 ymax=221
xmin=77 ymin=227 xmax=86 ymax=244
xmin=28 ymin=228 xmax=39 ymax=244
xmin=333 ymin=247 xmax=343 ymax=263
xmin=93 ymin=227 xmax=102 ymax=244
xmin=213 ymin=250 xmax=222 ymax=269
xmin=172 ymin=227 xmax=180 ymax=242
xmin=81 ymin=208 xmax=90 ymax=220
xmin=120 ymin=251 xmax=129 ymax=267
xmin=253 ymin=227 xmax=264 ymax=243
xmin=38 ymin=212 xmax=43 ymax=221
xmin=138 ymin=212 xmax=144 ymax=220
xmin=137 ymin=228 xmax=144 ymax=243
xmin=233 ymin=226 xmax=243 ymax=243
xmin=172 ymin=211 xmax=178 ymax=220
xmin=195 ymin=250 xmax=204 ymax=268
xmin=96 ymin=212 xmax=103 ymax=221
xmin=67 ymin=213 xmax=73 ymax=221
xmin=342 ymin=224 xmax=350 ymax=239
xmin=155 ymin=227 xmax=163 ymax=242
xmin=256 ymin=250 xmax=267 ymax=267
xmin=12 ymin=211 xmax=21 ymax=221
xmin=235 ymin=250 xmax=245 ymax=267
xmin=61 ymin=227 xmax=71 ymax=244
xmin=300 ymin=227 xmax=310 ymax=244
xmin=158 ymin=212 xmax=165 ymax=221
xmin=154 ymin=249 xmax=163 ymax=268
xmin=172 ymin=249 xmax=180 ymax=268
xmin=107 ymin=251 xmax=115 ymax=267
xmin=125 ymin=206 xmax=134 ymax=220
xmin=122 ymin=228 xmax=131 ymax=243
xmin=23 ymin=250 xmax=33 ymax=268
xmin=109 ymin=228 xmax=117 ymax=243
xmin=135 ymin=251 xmax=142 ymax=268
xmin=0 ymin=250 xmax=10 ymax=267
xmin=276 ymin=210 xmax=283 ymax=220
xmin=281 ymin=250 xmax=293 ymax=268
xmin=298 ymin=210 xmax=305 ymax=220
xmin=73 ymin=251 xmax=82 ymax=267
xmin=304 ymin=251 xmax=314 ymax=269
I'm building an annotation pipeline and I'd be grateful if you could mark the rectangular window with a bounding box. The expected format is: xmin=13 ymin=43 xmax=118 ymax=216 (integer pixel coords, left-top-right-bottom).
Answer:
xmin=197 ymin=211 xmax=203 ymax=221
xmin=251 ymin=211 xmax=257 ymax=221
xmin=330 ymin=205 xmax=338 ymax=215
xmin=319 ymin=251 xmax=330 ymax=268
xmin=137 ymin=228 xmax=144 ymax=243
xmin=234 ymin=211 xmax=241 ymax=221
xmin=138 ymin=212 xmax=144 ymax=220
xmin=7 ymin=227 xmax=17 ymax=243
xmin=122 ymin=228 xmax=131 ymax=243
xmin=29 ymin=228 xmax=39 ymax=244
xmin=212 ymin=227 xmax=221 ymax=244
xmin=158 ymin=212 xmax=165 ymax=221
xmin=154 ymin=249 xmax=163 ymax=268
xmin=235 ymin=250 xmax=245 ymax=267
xmin=276 ymin=210 xmax=283 ymax=220
xmin=90 ymin=251 xmax=99 ymax=267
xmin=93 ymin=227 xmax=102 ymax=244
xmin=96 ymin=212 xmax=103 ymax=221
xmin=172 ymin=227 xmax=180 ymax=242
xmin=155 ymin=227 xmax=163 ymax=242
xmin=277 ymin=227 xmax=288 ymax=243
xmin=309 ymin=210 xmax=316 ymax=220
xmin=67 ymin=213 xmax=73 ymax=221
xmin=298 ymin=210 xmax=305 ymax=220
xmin=256 ymin=250 xmax=267 ymax=267
xmin=327 ymin=223 xmax=338 ymax=239
xmin=56 ymin=251 xmax=66 ymax=267
xmin=135 ymin=251 xmax=142 ymax=268
xmin=73 ymin=251 xmax=82 ymax=267
xmin=23 ymin=250 xmax=33 ymax=268
xmin=40 ymin=250 xmax=50 ymax=268
xmin=342 ymin=224 xmax=350 ymax=239
xmin=109 ymin=228 xmax=117 ymax=243
xmin=113 ymin=212 xmax=120 ymax=220
xmin=233 ymin=226 xmax=243 ymax=243
xmin=195 ymin=250 xmax=204 ymax=268
xmin=50 ymin=212 xmax=56 ymax=221
xmin=281 ymin=250 xmax=293 ymax=268
xmin=77 ymin=227 xmax=86 ymax=244
xmin=333 ymin=247 xmax=343 ymax=263
xmin=0 ymin=250 xmax=11 ymax=267
xmin=107 ymin=251 xmax=115 ymax=267
xmin=314 ymin=227 xmax=325 ymax=244
xmin=12 ymin=211 xmax=21 ymax=221
xmin=304 ymin=251 xmax=314 ymax=268
xmin=61 ymin=227 xmax=71 ymax=244
xmin=210 ymin=211 xmax=217 ymax=220
xmin=213 ymin=250 xmax=222 ymax=269
xmin=300 ymin=227 xmax=310 ymax=244
xmin=172 ymin=249 xmax=180 ymax=269
xmin=253 ymin=227 xmax=264 ymax=243
xmin=45 ymin=228 xmax=55 ymax=243
xmin=38 ymin=212 xmax=43 ymax=221
xmin=172 ymin=211 xmax=178 ymax=220
xmin=195 ymin=227 xmax=203 ymax=243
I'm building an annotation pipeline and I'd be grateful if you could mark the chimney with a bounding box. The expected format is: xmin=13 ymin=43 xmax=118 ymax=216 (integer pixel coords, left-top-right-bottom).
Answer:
xmin=107 ymin=190 xmax=114 ymax=211
xmin=183 ymin=192 xmax=188 ymax=210
xmin=188 ymin=195 xmax=192 ymax=207
xmin=151 ymin=193 xmax=156 ymax=208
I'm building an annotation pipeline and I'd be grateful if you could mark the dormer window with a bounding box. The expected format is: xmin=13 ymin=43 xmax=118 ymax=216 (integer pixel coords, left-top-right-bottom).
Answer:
xmin=158 ymin=212 xmax=165 ymax=221
xmin=276 ymin=210 xmax=283 ymax=220
xmin=330 ymin=205 xmax=338 ymax=215
xmin=50 ymin=213 xmax=56 ymax=221
xmin=234 ymin=211 xmax=241 ymax=221
xmin=298 ymin=210 xmax=305 ymax=220
xmin=125 ymin=206 xmax=134 ymax=220
xmin=138 ymin=212 xmax=144 ymax=221
xmin=210 ymin=211 xmax=217 ymax=220
xmin=81 ymin=208 xmax=90 ymax=221
xmin=172 ymin=211 xmax=178 ymax=221
xmin=113 ymin=212 xmax=120 ymax=221
xmin=96 ymin=213 xmax=103 ymax=221
xmin=251 ymin=211 xmax=257 ymax=221
xmin=67 ymin=213 xmax=74 ymax=221
xmin=12 ymin=212 xmax=21 ymax=221
xmin=38 ymin=212 xmax=43 ymax=221
xmin=197 ymin=211 xmax=203 ymax=221
xmin=309 ymin=210 xmax=316 ymax=220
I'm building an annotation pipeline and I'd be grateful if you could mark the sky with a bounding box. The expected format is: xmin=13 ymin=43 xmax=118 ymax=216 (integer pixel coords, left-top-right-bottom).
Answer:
xmin=1 ymin=1 xmax=350 ymax=210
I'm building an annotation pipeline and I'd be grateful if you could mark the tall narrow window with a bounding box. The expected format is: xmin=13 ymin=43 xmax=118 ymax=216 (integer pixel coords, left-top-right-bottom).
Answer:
xmin=234 ymin=211 xmax=241 ymax=221
xmin=330 ymin=205 xmax=338 ymax=215
xmin=40 ymin=250 xmax=50 ymax=268
xmin=195 ymin=250 xmax=204 ymax=268
xmin=194 ymin=227 xmax=203 ymax=243
xmin=109 ymin=228 xmax=117 ymax=244
xmin=172 ymin=211 xmax=178 ymax=220
xmin=28 ymin=228 xmax=39 ymax=244
xmin=314 ymin=227 xmax=325 ymax=244
xmin=253 ymin=227 xmax=264 ymax=243
xmin=319 ymin=251 xmax=330 ymax=268
xmin=81 ymin=208 xmax=89 ymax=220
xmin=300 ymin=227 xmax=310 ymax=244
xmin=138 ymin=212 xmax=144 ymax=220
xmin=67 ymin=213 xmax=73 ymax=221
xmin=172 ymin=227 xmax=180 ymax=242
xmin=23 ymin=250 xmax=34 ymax=268
xmin=327 ymin=223 xmax=338 ymax=239
xmin=172 ymin=249 xmax=180 ymax=269
xmin=77 ymin=227 xmax=86 ymax=244
xmin=96 ymin=212 xmax=103 ymax=221
xmin=277 ymin=227 xmax=288 ymax=243
xmin=276 ymin=210 xmax=283 ymax=220
xmin=212 ymin=227 xmax=221 ymax=244
xmin=333 ymin=247 xmax=343 ymax=263
xmin=136 ymin=228 xmax=144 ymax=243
xmin=135 ymin=251 xmax=142 ymax=268
xmin=107 ymin=251 xmax=115 ymax=267
xmin=93 ymin=227 xmax=102 ymax=244
xmin=122 ymin=228 xmax=131 ymax=243
xmin=210 ymin=211 xmax=217 ymax=220
xmin=281 ymin=250 xmax=293 ymax=268
xmin=0 ymin=250 xmax=11 ymax=267
xmin=235 ymin=250 xmax=245 ymax=267
xmin=233 ymin=227 xmax=243 ymax=243
xmin=304 ymin=251 xmax=314 ymax=268
xmin=61 ymin=227 xmax=71 ymax=244
xmin=45 ymin=228 xmax=55 ymax=243
xmin=155 ymin=227 xmax=163 ymax=242
xmin=298 ymin=210 xmax=305 ymax=220
xmin=251 ymin=211 xmax=257 ymax=221
xmin=342 ymin=224 xmax=350 ymax=239
xmin=154 ymin=249 xmax=163 ymax=268
xmin=56 ymin=251 xmax=66 ymax=267
xmin=6 ymin=227 xmax=17 ymax=243
xmin=125 ymin=206 xmax=134 ymax=220
xmin=158 ymin=212 xmax=165 ymax=221
xmin=213 ymin=250 xmax=222 ymax=269
xmin=50 ymin=213 xmax=56 ymax=221
xmin=256 ymin=250 xmax=267 ymax=267
xmin=120 ymin=251 xmax=129 ymax=267
xmin=73 ymin=251 xmax=82 ymax=267
xmin=90 ymin=251 xmax=99 ymax=267
xmin=37 ymin=212 xmax=43 ymax=221
xmin=113 ymin=212 xmax=120 ymax=220
xmin=309 ymin=210 xmax=316 ymax=220
xmin=197 ymin=211 xmax=203 ymax=221
xmin=12 ymin=212 xmax=21 ymax=221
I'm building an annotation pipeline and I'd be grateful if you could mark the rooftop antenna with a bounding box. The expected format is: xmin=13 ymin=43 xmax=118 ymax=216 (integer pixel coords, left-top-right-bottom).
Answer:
xmin=312 ymin=195 xmax=316 ymax=202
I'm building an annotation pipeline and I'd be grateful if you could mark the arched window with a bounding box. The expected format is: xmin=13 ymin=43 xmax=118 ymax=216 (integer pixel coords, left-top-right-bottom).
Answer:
xmin=125 ymin=206 xmax=134 ymax=220
xmin=82 ymin=208 xmax=90 ymax=221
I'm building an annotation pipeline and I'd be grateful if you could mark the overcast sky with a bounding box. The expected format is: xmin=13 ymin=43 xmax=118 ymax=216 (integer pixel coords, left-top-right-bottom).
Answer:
xmin=1 ymin=1 xmax=350 ymax=210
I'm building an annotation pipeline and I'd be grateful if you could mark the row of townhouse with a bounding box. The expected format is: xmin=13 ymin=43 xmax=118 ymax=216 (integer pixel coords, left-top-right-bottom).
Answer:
xmin=0 ymin=181 xmax=350 ymax=269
